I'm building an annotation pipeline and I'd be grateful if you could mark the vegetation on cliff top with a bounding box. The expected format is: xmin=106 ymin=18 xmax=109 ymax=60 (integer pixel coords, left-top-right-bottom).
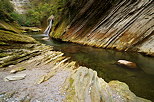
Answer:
xmin=11 ymin=0 xmax=68 ymax=27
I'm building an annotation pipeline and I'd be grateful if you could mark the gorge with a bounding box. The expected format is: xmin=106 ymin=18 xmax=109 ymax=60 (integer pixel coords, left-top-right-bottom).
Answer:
xmin=0 ymin=0 xmax=154 ymax=101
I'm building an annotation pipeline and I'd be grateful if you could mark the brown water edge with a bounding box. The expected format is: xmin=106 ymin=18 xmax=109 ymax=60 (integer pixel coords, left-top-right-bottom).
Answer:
xmin=30 ymin=33 xmax=154 ymax=101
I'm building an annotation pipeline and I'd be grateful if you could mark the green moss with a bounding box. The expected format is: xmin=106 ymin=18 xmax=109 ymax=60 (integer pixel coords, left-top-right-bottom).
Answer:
xmin=65 ymin=88 xmax=76 ymax=102
xmin=0 ymin=41 xmax=7 ymax=45
xmin=52 ymin=21 xmax=67 ymax=38
xmin=0 ymin=20 xmax=21 ymax=33
xmin=69 ymin=78 xmax=74 ymax=86
xmin=0 ymin=30 xmax=36 ymax=44
xmin=0 ymin=53 xmax=8 ymax=58
xmin=65 ymin=78 xmax=76 ymax=102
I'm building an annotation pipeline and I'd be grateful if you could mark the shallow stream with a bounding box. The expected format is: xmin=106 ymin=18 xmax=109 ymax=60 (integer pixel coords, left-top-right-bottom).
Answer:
xmin=30 ymin=33 xmax=154 ymax=101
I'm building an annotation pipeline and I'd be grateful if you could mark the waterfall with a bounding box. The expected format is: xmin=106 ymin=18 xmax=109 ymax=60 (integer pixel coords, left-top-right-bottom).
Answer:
xmin=44 ymin=19 xmax=53 ymax=36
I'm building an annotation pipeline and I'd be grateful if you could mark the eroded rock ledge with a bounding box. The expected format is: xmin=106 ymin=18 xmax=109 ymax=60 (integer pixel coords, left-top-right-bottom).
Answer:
xmin=52 ymin=0 xmax=154 ymax=56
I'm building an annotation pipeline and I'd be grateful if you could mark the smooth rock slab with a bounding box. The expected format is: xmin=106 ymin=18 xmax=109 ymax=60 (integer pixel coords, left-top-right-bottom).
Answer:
xmin=4 ymin=74 xmax=26 ymax=81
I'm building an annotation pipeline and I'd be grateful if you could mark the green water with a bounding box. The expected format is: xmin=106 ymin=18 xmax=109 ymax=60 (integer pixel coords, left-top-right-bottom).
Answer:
xmin=31 ymin=34 xmax=154 ymax=101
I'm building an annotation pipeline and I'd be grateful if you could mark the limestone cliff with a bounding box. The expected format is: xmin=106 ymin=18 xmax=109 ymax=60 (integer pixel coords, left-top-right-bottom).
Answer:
xmin=10 ymin=0 xmax=30 ymax=14
xmin=51 ymin=0 xmax=154 ymax=56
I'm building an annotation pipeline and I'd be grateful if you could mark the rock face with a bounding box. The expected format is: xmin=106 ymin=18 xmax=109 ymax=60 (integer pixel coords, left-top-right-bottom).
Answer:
xmin=63 ymin=67 xmax=151 ymax=102
xmin=51 ymin=0 xmax=154 ymax=56
xmin=10 ymin=0 xmax=30 ymax=14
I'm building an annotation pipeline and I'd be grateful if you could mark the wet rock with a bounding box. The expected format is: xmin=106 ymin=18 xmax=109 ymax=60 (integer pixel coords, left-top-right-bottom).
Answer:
xmin=4 ymin=74 xmax=26 ymax=81
xmin=63 ymin=67 xmax=151 ymax=102
xmin=10 ymin=67 xmax=26 ymax=73
xmin=117 ymin=60 xmax=137 ymax=68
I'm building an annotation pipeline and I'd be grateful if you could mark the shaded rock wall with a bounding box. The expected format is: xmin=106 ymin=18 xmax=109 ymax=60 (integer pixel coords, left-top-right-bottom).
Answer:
xmin=51 ymin=0 xmax=154 ymax=56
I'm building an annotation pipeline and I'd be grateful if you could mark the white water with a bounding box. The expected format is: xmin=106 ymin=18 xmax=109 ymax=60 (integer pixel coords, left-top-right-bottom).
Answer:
xmin=44 ymin=19 xmax=53 ymax=36
xmin=10 ymin=0 xmax=30 ymax=14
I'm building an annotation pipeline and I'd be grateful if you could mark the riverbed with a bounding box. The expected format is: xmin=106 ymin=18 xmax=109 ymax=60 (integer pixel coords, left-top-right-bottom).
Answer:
xmin=30 ymin=33 xmax=154 ymax=101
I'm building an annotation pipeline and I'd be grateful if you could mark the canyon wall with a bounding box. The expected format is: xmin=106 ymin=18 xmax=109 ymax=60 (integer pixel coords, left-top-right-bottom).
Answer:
xmin=51 ymin=0 xmax=154 ymax=56
xmin=10 ymin=0 xmax=30 ymax=14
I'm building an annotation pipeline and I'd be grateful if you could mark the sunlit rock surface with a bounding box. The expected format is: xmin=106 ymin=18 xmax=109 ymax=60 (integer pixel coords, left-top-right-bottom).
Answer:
xmin=52 ymin=0 xmax=154 ymax=56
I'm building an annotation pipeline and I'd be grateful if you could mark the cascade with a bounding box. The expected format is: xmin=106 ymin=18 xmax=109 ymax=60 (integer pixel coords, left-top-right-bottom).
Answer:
xmin=44 ymin=15 xmax=54 ymax=36
xmin=44 ymin=19 xmax=53 ymax=36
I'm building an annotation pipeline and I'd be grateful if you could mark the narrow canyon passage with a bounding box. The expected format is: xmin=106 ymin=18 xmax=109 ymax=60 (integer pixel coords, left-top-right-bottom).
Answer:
xmin=0 ymin=0 xmax=154 ymax=101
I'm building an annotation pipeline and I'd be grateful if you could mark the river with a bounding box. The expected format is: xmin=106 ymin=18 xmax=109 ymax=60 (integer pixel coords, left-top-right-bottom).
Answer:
xmin=30 ymin=33 xmax=154 ymax=101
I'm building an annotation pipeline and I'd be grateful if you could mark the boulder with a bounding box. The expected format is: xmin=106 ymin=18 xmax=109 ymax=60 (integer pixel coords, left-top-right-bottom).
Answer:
xmin=63 ymin=67 xmax=150 ymax=102
xmin=117 ymin=60 xmax=137 ymax=69
xmin=4 ymin=74 xmax=26 ymax=81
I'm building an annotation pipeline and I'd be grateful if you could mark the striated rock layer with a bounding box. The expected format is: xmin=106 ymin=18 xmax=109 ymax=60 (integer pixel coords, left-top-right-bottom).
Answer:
xmin=51 ymin=0 xmax=154 ymax=56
